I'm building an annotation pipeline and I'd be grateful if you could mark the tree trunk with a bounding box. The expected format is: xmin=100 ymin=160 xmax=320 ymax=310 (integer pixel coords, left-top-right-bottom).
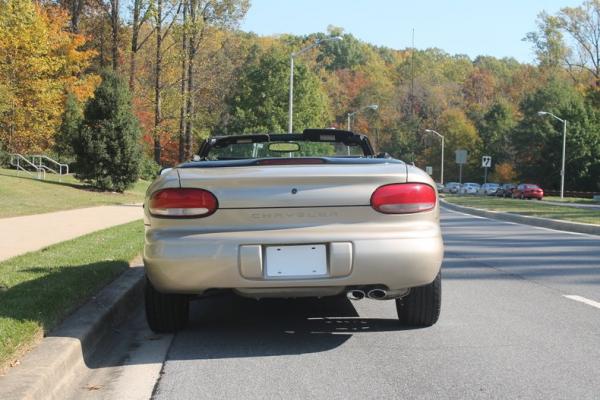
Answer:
xmin=184 ymin=0 xmax=198 ymax=160
xmin=110 ymin=0 xmax=119 ymax=71
xmin=70 ymin=0 xmax=84 ymax=33
xmin=153 ymin=0 xmax=163 ymax=164
xmin=178 ymin=2 xmax=188 ymax=162
xmin=129 ymin=0 xmax=140 ymax=92
xmin=185 ymin=35 xmax=195 ymax=160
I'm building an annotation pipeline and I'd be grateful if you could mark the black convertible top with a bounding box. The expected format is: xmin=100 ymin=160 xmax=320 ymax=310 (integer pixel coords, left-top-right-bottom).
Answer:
xmin=197 ymin=129 xmax=375 ymax=158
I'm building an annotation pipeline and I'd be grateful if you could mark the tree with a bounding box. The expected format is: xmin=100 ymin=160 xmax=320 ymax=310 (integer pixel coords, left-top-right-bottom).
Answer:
xmin=526 ymin=1 xmax=600 ymax=95
xmin=221 ymin=47 xmax=330 ymax=134
xmin=179 ymin=0 xmax=249 ymax=160
xmin=55 ymin=93 xmax=83 ymax=161
xmin=129 ymin=0 xmax=152 ymax=92
xmin=0 ymin=0 xmax=97 ymax=153
xmin=512 ymin=78 xmax=599 ymax=190
xmin=74 ymin=71 xmax=142 ymax=192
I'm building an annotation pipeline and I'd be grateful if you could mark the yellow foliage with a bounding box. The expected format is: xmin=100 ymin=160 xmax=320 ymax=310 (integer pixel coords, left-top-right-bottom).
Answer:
xmin=0 ymin=0 xmax=98 ymax=153
xmin=490 ymin=162 xmax=518 ymax=183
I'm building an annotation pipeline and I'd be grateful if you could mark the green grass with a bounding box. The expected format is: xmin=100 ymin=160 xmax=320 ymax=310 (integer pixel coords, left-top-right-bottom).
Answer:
xmin=0 ymin=168 xmax=150 ymax=218
xmin=544 ymin=196 xmax=600 ymax=205
xmin=444 ymin=195 xmax=600 ymax=225
xmin=0 ymin=220 xmax=144 ymax=371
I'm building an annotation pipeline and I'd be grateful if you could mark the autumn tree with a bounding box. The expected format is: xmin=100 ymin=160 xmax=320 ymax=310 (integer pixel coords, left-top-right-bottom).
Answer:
xmin=0 ymin=0 xmax=97 ymax=153
xmin=179 ymin=0 xmax=249 ymax=161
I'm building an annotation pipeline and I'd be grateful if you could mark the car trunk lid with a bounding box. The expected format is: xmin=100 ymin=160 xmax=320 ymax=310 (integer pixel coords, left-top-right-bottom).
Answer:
xmin=177 ymin=161 xmax=407 ymax=209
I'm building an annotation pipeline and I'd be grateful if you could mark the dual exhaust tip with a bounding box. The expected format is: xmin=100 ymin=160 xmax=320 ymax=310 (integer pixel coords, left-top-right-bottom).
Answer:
xmin=347 ymin=288 xmax=387 ymax=301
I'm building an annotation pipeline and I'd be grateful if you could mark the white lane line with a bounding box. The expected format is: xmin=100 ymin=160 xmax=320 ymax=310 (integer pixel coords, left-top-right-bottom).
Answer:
xmin=564 ymin=295 xmax=600 ymax=310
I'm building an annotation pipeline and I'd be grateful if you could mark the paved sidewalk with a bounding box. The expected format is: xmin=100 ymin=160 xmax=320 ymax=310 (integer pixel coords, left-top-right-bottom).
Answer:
xmin=0 ymin=204 xmax=143 ymax=262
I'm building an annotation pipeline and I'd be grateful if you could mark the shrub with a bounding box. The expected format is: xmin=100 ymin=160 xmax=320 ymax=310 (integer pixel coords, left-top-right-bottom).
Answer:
xmin=73 ymin=71 xmax=141 ymax=192
xmin=139 ymin=153 xmax=161 ymax=181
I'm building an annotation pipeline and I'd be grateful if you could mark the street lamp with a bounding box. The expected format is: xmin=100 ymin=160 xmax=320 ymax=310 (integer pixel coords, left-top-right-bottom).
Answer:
xmin=288 ymin=36 xmax=342 ymax=133
xmin=537 ymin=111 xmax=567 ymax=198
xmin=347 ymin=104 xmax=378 ymax=131
xmin=424 ymin=129 xmax=445 ymax=185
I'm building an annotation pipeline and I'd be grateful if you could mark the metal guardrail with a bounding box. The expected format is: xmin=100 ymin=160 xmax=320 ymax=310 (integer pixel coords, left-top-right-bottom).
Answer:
xmin=30 ymin=155 xmax=69 ymax=177
xmin=9 ymin=154 xmax=46 ymax=180
xmin=544 ymin=190 xmax=600 ymax=199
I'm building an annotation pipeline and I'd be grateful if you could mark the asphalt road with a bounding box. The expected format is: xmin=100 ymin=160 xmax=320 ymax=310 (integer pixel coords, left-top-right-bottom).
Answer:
xmin=65 ymin=208 xmax=600 ymax=400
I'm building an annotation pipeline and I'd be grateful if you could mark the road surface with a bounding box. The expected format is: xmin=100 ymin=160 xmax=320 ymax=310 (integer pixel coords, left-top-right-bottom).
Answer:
xmin=64 ymin=208 xmax=600 ymax=400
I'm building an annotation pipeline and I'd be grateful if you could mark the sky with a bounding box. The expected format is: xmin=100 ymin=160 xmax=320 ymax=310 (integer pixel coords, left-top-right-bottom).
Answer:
xmin=240 ymin=0 xmax=583 ymax=63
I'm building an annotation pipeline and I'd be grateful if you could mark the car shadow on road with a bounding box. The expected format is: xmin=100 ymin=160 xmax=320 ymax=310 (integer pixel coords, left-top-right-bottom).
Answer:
xmin=163 ymin=294 xmax=411 ymax=361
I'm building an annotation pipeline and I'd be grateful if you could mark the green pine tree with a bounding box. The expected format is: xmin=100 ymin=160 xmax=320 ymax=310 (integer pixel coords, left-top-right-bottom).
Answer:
xmin=55 ymin=93 xmax=82 ymax=163
xmin=74 ymin=70 xmax=142 ymax=192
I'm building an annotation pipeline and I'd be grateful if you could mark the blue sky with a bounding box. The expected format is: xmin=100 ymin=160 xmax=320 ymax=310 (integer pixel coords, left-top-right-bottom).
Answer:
xmin=241 ymin=0 xmax=583 ymax=63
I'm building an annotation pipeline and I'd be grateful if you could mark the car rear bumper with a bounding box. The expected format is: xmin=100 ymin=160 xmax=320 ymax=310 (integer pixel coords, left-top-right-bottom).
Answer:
xmin=144 ymin=223 xmax=444 ymax=297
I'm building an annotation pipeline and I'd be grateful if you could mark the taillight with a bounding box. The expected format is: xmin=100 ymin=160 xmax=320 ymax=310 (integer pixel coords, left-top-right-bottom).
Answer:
xmin=371 ymin=183 xmax=436 ymax=214
xmin=148 ymin=188 xmax=218 ymax=218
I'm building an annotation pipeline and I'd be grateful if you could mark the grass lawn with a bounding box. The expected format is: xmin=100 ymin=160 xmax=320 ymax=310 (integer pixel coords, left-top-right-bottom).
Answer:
xmin=0 ymin=220 xmax=144 ymax=372
xmin=0 ymin=168 xmax=150 ymax=218
xmin=544 ymin=196 xmax=600 ymax=205
xmin=444 ymin=195 xmax=600 ymax=225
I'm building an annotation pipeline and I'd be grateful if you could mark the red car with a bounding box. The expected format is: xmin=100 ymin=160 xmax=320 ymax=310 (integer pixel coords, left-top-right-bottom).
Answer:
xmin=512 ymin=183 xmax=544 ymax=200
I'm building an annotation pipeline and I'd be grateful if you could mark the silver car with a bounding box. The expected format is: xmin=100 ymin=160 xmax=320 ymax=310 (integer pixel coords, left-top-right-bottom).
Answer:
xmin=143 ymin=129 xmax=444 ymax=332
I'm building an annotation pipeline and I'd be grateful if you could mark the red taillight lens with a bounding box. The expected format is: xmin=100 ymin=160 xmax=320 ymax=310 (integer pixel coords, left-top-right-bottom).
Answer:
xmin=371 ymin=183 xmax=436 ymax=214
xmin=149 ymin=188 xmax=218 ymax=218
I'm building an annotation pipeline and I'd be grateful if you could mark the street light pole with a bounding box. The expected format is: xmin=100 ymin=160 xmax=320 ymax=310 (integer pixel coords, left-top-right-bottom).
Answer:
xmin=537 ymin=111 xmax=567 ymax=199
xmin=347 ymin=104 xmax=378 ymax=131
xmin=288 ymin=37 xmax=342 ymax=133
xmin=424 ymin=129 xmax=444 ymax=185
xmin=288 ymin=55 xmax=294 ymax=133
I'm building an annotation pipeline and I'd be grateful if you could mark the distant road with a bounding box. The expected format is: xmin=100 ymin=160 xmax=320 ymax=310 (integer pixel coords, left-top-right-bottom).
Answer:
xmin=63 ymin=209 xmax=600 ymax=400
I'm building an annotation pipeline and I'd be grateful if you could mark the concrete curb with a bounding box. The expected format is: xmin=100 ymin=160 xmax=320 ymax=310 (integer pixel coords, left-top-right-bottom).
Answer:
xmin=0 ymin=260 xmax=145 ymax=400
xmin=441 ymin=200 xmax=600 ymax=236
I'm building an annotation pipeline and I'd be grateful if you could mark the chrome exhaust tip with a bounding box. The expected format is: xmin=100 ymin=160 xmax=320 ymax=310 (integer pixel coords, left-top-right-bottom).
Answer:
xmin=367 ymin=289 xmax=387 ymax=300
xmin=347 ymin=290 xmax=365 ymax=300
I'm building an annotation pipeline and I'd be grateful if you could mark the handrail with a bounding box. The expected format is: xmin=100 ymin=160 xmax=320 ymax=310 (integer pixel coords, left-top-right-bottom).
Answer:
xmin=30 ymin=155 xmax=69 ymax=176
xmin=9 ymin=154 xmax=46 ymax=180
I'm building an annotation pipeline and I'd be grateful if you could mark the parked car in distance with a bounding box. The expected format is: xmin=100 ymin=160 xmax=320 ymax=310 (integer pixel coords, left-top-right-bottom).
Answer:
xmin=460 ymin=182 xmax=481 ymax=195
xmin=436 ymin=182 xmax=444 ymax=192
xmin=496 ymin=183 xmax=517 ymax=198
xmin=512 ymin=183 xmax=544 ymax=200
xmin=444 ymin=182 xmax=461 ymax=194
xmin=479 ymin=183 xmax=500 ymax=196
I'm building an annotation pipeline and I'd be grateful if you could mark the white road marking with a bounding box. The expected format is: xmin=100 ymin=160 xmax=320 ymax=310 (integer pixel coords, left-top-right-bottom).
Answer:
xmin=564 ymin=295 xmax=600 ymax=310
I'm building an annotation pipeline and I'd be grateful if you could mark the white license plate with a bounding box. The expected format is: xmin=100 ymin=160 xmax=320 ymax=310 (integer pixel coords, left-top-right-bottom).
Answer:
xmin=265 ymin=245 xmax=327 ymax=278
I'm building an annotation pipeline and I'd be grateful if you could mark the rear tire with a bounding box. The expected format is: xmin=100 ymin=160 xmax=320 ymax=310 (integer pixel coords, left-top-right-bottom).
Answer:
xmin=396 ymin=272 xmax=441 ymax=327
xmin=145 ymin=277 xmax=189 ymax=333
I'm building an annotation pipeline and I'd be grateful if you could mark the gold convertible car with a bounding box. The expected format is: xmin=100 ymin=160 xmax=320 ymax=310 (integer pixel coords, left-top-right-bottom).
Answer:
xmin=143 ymin=129 xmax=443 ymax=332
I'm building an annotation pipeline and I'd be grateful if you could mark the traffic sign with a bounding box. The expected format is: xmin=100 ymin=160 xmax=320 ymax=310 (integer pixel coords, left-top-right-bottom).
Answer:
xmin=455 ymin=149 xmax=467 ymax=164
xmin=482 ymin=156 xmax=492 ymax=168
xmin=425 ymin=166 xmax=433 ymax=175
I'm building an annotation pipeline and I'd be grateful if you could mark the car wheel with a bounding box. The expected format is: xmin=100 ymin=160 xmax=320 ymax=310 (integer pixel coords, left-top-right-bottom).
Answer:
xmin=396 ymin=271 xmax=441 ymax=327
xmin=537 ymin=198 xmax=542 ymax=201
xmin=145 ymin=277 xmax=189 ymax=333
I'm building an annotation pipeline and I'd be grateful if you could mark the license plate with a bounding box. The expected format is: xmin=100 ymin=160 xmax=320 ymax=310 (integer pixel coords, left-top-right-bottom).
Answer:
xmin=265 ymin=245 xmax=327 ymax=278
